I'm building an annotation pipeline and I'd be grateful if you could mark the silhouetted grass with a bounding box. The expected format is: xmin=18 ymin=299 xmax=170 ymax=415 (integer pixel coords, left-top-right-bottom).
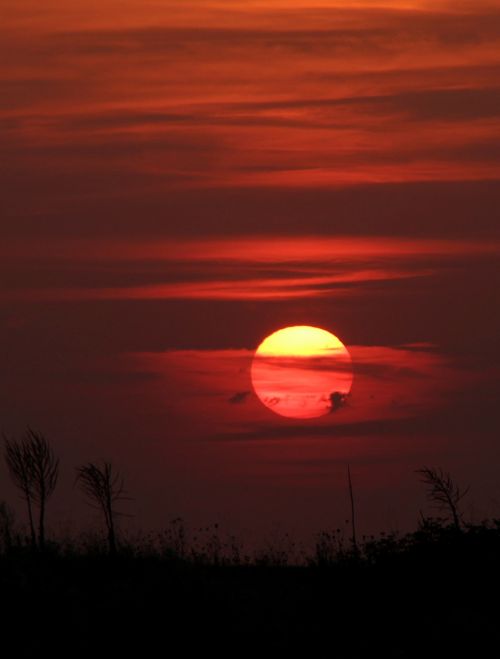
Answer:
xmin=1 ymin=515 xmax=499 ymax=657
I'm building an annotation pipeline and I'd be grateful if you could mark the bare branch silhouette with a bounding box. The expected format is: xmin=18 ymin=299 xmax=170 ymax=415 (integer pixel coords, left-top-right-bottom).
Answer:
xmin=3 ymin=428 xmax=59 ymax=549
xmin=76 ymin=461 xmax=129 ymax=555
xmin=416 ymin=465 xmax=470 ymax=530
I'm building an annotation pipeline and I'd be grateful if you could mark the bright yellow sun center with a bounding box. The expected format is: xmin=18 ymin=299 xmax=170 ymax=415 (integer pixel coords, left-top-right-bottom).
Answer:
xmin=256 ymin=325 xmax=347 ymax=357
xmin=251 ymin=325 xmax=353 ymax=419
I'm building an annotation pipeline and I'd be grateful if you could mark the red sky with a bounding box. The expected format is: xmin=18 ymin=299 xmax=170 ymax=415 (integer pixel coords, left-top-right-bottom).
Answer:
xmin=1 ymin=1 xmax=500 ymax=549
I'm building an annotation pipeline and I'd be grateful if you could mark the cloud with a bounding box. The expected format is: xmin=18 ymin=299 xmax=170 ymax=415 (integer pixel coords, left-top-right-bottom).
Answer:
xmin=1 ymin=0 xmax=500 ymax=541
xmin=0 ymin=270 xmax=435 ymax=302
xmin=329 ymin=392 xmax=349 ymax=412
xmin=126 ymin=343 xmax=469 ymax=438
xmin=2 ymin=1 xmax=500 ymax=195
xmin=1 ymin=235 xmax=498 ymax=303
xmin=228 ymin=391 xmax=251 ymax=404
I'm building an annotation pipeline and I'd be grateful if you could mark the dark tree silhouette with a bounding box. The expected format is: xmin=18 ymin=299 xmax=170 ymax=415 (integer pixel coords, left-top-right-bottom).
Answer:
xmin=3 ymin=428 xmax=59 ymax=549
xmin=416 ymin=465 xmax=470 ymax=530
xmin=76 ymin=461 xmax=128 ymax=555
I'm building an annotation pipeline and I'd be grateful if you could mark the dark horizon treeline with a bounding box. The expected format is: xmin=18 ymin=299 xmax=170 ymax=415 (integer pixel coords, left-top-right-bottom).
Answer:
xmin=1 ymin=426 xmax=499 ymax=565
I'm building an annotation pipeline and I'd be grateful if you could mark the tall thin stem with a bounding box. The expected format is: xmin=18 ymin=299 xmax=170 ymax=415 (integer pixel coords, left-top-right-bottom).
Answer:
xmin=347 ymin=464 xmax=358 ymax=552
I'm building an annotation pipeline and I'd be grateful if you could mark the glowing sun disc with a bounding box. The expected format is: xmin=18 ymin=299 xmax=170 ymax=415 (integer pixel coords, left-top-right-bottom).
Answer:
xmin=251 ymin=325 xmax=353 ymax=419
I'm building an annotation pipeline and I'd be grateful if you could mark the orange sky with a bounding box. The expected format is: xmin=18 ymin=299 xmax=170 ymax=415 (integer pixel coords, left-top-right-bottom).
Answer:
xmin=1 ymin=1 xmax=500 ymax=545
xmin=2 ymin=0 xmax=500 ymax=204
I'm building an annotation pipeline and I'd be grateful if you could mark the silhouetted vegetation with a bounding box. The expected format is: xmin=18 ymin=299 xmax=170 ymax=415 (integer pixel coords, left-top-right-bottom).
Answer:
xmin=76 ymin=461 xmax=129 ymax=555
xmin=0 ymin=514 xmax=499 ymax=656
xmin=416 ymin=465 xmax=469 ymax=529
xmin=347 ymin=463 xmax=358 ymax=553
xmin=1 ymin=432 xmax=499 ymax=656
xmin=3 ymin=428 xmax=59 ymax=549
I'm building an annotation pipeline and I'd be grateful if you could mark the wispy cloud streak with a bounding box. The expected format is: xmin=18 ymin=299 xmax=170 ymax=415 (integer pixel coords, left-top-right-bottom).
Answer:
xmin=2 ymin=0 xmax=500 ymax=193
xmin=2 ymin=236 xmax=497 ymax=302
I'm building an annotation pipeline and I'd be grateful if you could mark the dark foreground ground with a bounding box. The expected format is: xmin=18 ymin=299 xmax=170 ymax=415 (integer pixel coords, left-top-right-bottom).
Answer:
xmin=1 ymin=520 xmax=499 ymax=658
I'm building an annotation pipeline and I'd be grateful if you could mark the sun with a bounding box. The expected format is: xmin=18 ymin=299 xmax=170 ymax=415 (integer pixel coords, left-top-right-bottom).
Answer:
xmin=251 ymin=325 xmax=353 ymax=419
